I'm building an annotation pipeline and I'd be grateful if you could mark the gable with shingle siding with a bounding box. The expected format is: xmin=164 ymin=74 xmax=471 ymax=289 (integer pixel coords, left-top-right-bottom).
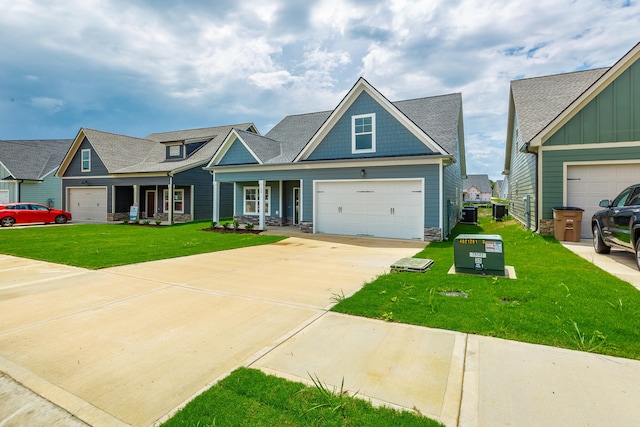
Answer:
xmin=305 ymin=91 xmax=436 ymax=161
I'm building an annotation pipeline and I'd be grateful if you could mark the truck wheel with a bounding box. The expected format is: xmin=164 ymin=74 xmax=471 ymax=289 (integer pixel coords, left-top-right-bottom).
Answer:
xmin=593 ymin=225 xmax=610 ymax=254
xmin=635 ymin=239 xmax=640 ymax=271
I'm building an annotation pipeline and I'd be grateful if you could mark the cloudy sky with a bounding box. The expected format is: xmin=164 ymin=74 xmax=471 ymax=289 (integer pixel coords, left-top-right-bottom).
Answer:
xmin=1 ymin=0 xmax=638 ymax=180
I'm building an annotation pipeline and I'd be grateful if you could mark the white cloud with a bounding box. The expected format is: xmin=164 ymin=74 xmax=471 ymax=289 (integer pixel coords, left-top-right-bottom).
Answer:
xmin=30 ymin=97 xmax=64 ymax=113
xmin=1 ymin=0 xmax=639 ymax=179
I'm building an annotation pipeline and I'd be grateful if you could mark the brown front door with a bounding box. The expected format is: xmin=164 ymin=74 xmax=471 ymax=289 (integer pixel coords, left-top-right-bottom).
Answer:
xmin=146 ymin=191 xmax=156 ymax=218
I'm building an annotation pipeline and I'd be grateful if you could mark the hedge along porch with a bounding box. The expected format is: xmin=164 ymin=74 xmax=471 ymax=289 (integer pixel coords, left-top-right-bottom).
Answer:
xmin=207 ymin=78 xmax=466 ymax=242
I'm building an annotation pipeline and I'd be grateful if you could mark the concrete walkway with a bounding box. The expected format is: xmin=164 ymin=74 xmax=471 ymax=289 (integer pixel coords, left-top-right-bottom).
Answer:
xmin=1 ymin=236 xmax=640 ymax=426
xmin=561 ymin=239 xmax=640 ymax=290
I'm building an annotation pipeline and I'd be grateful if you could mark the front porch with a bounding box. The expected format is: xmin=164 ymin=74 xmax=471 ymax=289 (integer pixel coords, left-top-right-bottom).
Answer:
xmin=108 ymin=183 xmax=193 ymax=223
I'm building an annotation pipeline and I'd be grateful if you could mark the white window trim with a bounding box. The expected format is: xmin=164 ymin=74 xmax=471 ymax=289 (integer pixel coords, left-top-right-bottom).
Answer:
xmin=352 ymin=113 xmax=376 ymax=154
xmin=243 ymin=186 xmax=270 ymax=216
xmin=81 ymin=149 xmax=91 ymax=172
xmin=163 ymin=188 xmax=185 ymax=214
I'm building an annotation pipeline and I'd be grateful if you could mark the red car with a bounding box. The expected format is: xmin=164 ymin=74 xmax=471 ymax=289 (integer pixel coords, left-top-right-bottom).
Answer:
xmin=0 ymin=202 xmax=72 ymax=227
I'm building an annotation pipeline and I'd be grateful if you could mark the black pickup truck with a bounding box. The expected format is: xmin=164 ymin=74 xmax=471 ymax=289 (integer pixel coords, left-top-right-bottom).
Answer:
xmin=592 ymin=184 xmax=640 ymax=270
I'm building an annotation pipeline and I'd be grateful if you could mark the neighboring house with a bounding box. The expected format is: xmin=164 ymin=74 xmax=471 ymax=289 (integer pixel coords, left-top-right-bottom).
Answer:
xmin=205 ymin=78 xmax=466 ymax=241
xmin=493 ymin=180 xmax=503 ymax=198
xmin=463 ymin=174 xmax=492 ymax=202
xmin=0 ymin=139 xmax=73 ymax=207
xmin=56 ymin=125 xmax=255 ymax=222
xmin=504 ymin=41 xmax=640 ymax=238
xmin=497 ymin=176 xmax=509 ymax=200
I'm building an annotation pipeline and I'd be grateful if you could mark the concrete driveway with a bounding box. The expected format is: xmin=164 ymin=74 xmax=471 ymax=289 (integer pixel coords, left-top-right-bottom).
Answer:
xmin=0 ymin=237 xmax=423 ymax=426
xmin=3 ymin=235 xmax=640 ymax=427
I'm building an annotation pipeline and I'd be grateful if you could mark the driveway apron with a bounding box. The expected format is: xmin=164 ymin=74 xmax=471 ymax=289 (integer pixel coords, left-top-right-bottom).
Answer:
xmin=0 ymin=238 xmax=422 ymax=426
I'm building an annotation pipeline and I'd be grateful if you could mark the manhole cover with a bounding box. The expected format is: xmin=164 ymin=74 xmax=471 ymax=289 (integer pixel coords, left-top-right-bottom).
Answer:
xmin=439 ymin=291 xmax=468 ymax=298
xmin=390 ymin=258 xmax=434 ymax=273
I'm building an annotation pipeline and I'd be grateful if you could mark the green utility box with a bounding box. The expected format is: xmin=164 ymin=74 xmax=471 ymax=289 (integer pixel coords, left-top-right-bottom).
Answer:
xmin=454 ymin=234 xmax=505 ymax=276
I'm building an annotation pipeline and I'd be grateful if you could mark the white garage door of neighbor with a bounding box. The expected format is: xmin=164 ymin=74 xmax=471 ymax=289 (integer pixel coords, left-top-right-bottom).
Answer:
xmin=315 ymin=180 xmax=424 ymax=240
xmin=0 ymin=190 xmax=8 ymax=204
xmin=68 ymin=187 xmax=107 ymax=221
xmin=567 ymin=163 xmax=640 ymax=238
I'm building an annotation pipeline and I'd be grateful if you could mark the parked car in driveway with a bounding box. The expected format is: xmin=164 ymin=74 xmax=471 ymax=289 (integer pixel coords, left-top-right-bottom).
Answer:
xmin=592 ymin=184 xmax=640 ymax=270
xmin=0 ymin=202 xmax=72 ymax=227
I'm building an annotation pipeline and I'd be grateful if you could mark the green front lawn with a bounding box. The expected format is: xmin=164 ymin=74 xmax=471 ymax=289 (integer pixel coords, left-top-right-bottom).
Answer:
xmin=0 ymin=221 xmax=285 ymax=269
xmin=161 ymin=368 xmax=443 ymax=427
xmin=333 ymin=211 xmax=640 ymax=360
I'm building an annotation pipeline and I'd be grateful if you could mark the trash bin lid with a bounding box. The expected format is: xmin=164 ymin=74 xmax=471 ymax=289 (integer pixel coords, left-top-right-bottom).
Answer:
xmin=552 ymin=206 xmax=584 ymax=211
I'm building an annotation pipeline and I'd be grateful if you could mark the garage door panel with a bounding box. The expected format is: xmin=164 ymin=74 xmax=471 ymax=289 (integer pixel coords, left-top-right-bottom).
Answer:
xmin=567 ymin=164 xmax=640 ymax=238
xmin=315 ymin=180 xmax=423 ymax=240
xmin=68 ymin=188 xmax=107 ymax=221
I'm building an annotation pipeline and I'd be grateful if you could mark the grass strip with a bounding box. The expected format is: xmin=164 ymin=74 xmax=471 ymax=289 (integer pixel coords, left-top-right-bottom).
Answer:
xmin=333 ymin=211 xmax=640 ymax=360
xmin=0 ymin=222 xmax=285 ymax=269
xmin=161 ymin=368 xmax=443 ymax=427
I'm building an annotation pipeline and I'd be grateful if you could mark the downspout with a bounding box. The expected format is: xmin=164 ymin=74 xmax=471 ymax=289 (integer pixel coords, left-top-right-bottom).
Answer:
xmin=522 ymin=142 xmax=539 ymax=233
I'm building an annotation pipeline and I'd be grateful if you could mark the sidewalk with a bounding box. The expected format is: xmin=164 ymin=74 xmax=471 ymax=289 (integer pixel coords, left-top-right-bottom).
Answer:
xmin=561 ymin=239 xmax=640 ymax=290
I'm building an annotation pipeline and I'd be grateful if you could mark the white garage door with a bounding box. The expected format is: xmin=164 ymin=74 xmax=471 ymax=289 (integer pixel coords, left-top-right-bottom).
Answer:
xmin=68 ymin=187 xmax=107 ymax=221
xmin=567 ymin=163 xmax=640 ymax=238
xmin=0 ymin=190 xmax=8 ymax=203
xmin=315 ymin=180 xmax=424 ymax=240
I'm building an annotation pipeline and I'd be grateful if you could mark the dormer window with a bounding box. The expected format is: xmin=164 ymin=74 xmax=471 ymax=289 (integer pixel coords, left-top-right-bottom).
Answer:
xmin=352 ymin=113 xmax=376 ymax=154
xmin=166 ymin=144 xmax=184 ymax=159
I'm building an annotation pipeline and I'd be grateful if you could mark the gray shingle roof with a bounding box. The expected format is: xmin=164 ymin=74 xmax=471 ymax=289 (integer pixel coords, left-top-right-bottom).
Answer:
xmin=511 ymin=68 xmax=609 ymax=143
xmin=263 ymin=111 xmax=332 ymax=163
xmin=0 ymin=139 xmax=73 ymax=180
xmin=463 ymin=174 xmax=492 ymax=193
xmin=234 ymin=130 xmax=283 ymax=164
xmin=244 ymin=92 xmax=462 ymax=165
xmin=394 ymin=93 xmax=462 ymax=155
xmin=82 ymin=124 xmax=253 ymax=174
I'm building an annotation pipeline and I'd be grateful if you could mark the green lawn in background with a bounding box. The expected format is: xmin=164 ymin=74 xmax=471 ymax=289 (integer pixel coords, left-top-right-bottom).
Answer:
xmin=333 ymin=210 xmax=640 ymax=360
xmin=161 ymin=368 xmax=443 ymax=427
xmin=0 ymin=221 xmax=285 ymax=269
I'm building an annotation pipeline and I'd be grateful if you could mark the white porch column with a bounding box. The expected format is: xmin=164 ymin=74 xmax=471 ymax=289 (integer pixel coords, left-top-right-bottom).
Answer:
xmin=212 ymin=180 xmax=220 ymax=223
xmin=259 ymin=179 xmax=265 ymax=230
xmin=168 ymin=175 xmax=174 ymax=224
xmin=279 ymin=180 xmax=283 ymax=224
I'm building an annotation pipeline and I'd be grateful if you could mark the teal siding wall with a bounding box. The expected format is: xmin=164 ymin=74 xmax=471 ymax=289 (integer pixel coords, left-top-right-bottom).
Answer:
xmin=546 ymin=60 xmax=640 ymax=145
xmin=63 ymin=138 xmax=109 ymax=177
xmin=218 ymin=140 xmax=259 ymax=166
xmin=21 ymin=170 xmax=63 ymax=207
xmin=508 ymin=115 xmax=538 ymax=230
xmin=217 ymin=163 xmax=442 ymax=228
xmin=541 ymin=146 xmax=640 ymax=218
xmin=0 ymin=163 xmax=16 ymax=201
xmin=306 ymin=92 xmax=434 ymax=161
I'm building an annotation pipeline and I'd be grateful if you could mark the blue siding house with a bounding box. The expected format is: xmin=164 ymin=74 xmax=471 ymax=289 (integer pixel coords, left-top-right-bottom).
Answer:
xmin=56 ymin=125 xmax=255 ymax=222
xmin=205 ymin=78 xmax=466 ymax=241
